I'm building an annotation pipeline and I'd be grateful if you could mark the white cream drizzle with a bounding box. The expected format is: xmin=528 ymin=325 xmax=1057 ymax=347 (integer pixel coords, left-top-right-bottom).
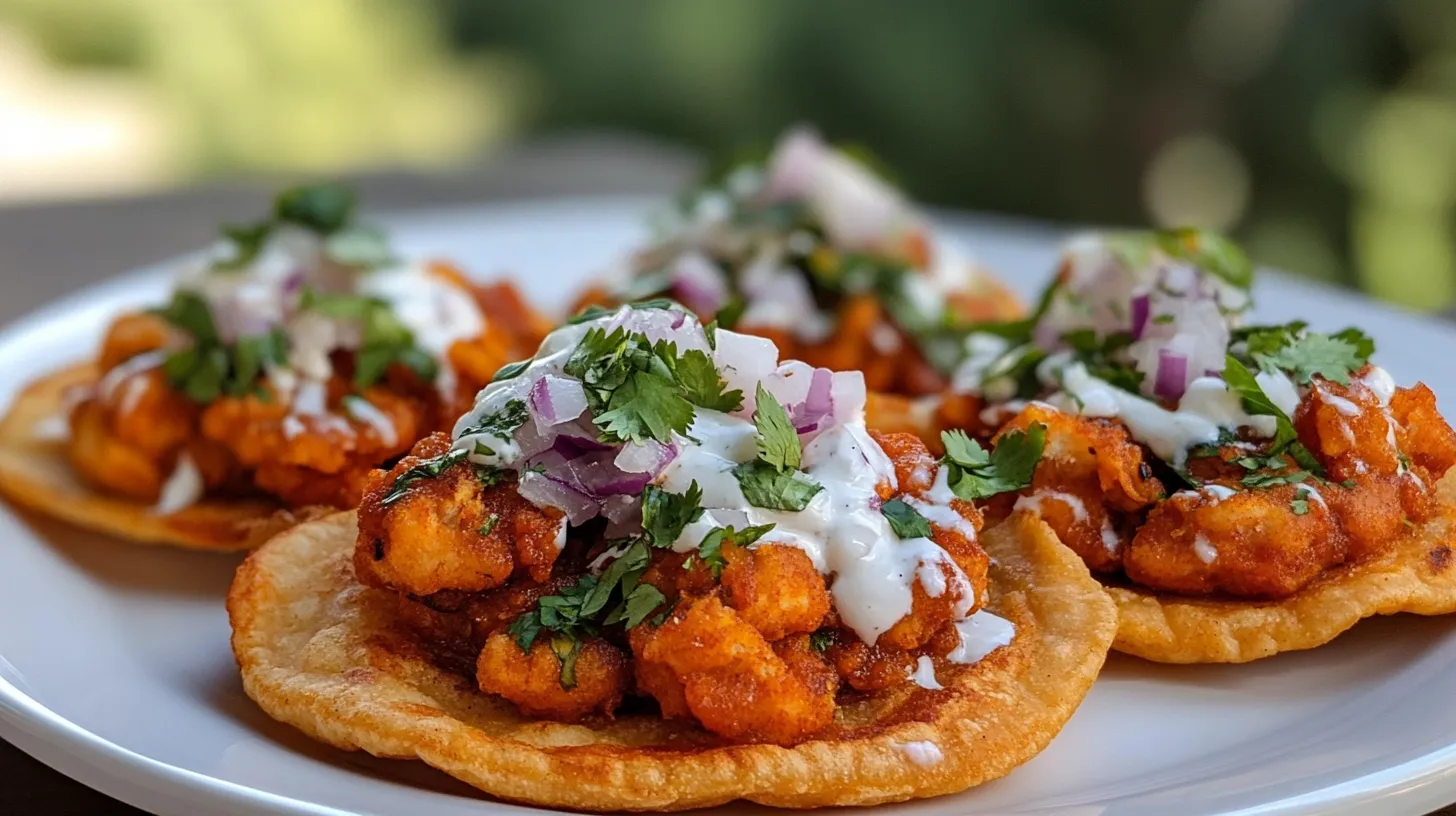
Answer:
xmin=911 ymin=655 xmax=943 ymax=690
xmin=895 ymin=740 xmax=944 ymax=767
xmin=153 ymin=453 xmax=203 ymax=516
xmin=1192 ymin=533 xmax=1217 ymax=564
xmin=948 ymin=610 xmax=1016 ymax=664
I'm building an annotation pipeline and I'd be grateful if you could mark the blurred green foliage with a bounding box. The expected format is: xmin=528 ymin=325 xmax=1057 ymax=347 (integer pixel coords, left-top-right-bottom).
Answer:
xmin=7 ymin=0 xmax=1456 ymax=311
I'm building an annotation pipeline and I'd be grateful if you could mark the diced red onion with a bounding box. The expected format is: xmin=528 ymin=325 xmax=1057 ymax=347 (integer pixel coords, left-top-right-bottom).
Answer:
xmin=530 ymin=375 xmax=588 ymax=428
xmin=712 ymin=330 xmax=781 ymax=411
xmin=608 ymin=305 xmax=710 ymax=353
xmin=789 ymin=367 xmax=835 ymax=433
xmin=762 ymin=126 xmax=825 ymax=202
xmin=566 ymin=451 xmax=651 ymax=497
xmin=551 ymin=434 xmax=612 ymax=460
xmin=669 ymin=252 xmax=729 ymax=316
xmin=517 ymin=471 xmax=598 ymax=526
xmin=615 ymin=439 xmax=678 ymax=476
xmin=1154 ymin=349 xmax=1189 ymax=401
xmin=1130 ymin=293 xmax=1150 ymax=340
xmin=602 ymin=496 xmax=643 ymax=538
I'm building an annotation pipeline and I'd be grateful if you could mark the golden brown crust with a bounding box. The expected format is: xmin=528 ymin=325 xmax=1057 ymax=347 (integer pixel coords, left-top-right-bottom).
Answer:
xmin=228 ymin=511 xmax=1116 ymax=811
xmin=0 ymin=363 xmax=327 ymax=551
xmin=1110 ymin=472 xmax=1456 ymax=663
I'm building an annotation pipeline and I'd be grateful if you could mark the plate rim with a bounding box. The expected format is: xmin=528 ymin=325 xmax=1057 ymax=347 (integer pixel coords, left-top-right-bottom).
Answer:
xmin=1 ymin=195 xmax=1456 ymax=816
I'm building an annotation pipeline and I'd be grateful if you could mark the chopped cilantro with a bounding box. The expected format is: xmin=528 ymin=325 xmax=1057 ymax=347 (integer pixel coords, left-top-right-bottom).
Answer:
xmin=1291 ymin=488 xmax=1312 ymax=516
xmin=300 ymin=289 xmax=437 ymax=387
xmin=153 ymin=292 xmax=287 ymax=402
xmin=809 ymin=630 xmax=835 ymax=653
xmin=693 ymin=523 xmax=774 ymax=578
xmin=640 ymin=482 xmax=704 ymax=547
xmin=324 ymin=225 xmax=396 ymax=269
xmin=564 ymin=326 xmax=702 ymax=445
xmin=490 ymin=359 xmax=531 ymax=383
xmin=1236 ymin=323 xmax=1374 ymax=386
xmin=939 ymin=424 xmax=1047 ymax=501
xmin=1222 ymin=355 xmax=1325 ymax=476
xmin=752 ymin=384 xmax=802 ymax=471
xmin=704 ymin=319 xmax=720 ymax=350
xmin=479 ymin=513 xmax=501 ymax=536
xmin=714 ymin=297 xmax=747 ymax=330
xmin=475 ymin=464 xmax=506 ymax=488
xmin=671 ymin=349 xmax=744 ymax=412
xmin=595 ymin=370 xmax=696 ymax=445
xmin=274 ymin=183 xmax=356 ymax=233
xmin=380 ymin=448 xmax=468 ymax=506
xmin=548 ymin=634 xmax=582 ymax=690
xmin=457 ymin=399 xmax=530 ymax=441
xmin=1155 ymin=227 xmax=1253 ymax=289
xmin=606 ymin=584 xmax=668 ymax=629
xmin=732 ymin=460 xmax=824 ymax=511
xmin=881 ymin=498 xmax=933 ymax=539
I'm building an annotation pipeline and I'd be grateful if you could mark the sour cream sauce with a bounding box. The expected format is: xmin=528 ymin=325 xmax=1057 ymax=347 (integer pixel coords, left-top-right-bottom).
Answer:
xmin=452 ymin=307 xmax=1016 ymax=655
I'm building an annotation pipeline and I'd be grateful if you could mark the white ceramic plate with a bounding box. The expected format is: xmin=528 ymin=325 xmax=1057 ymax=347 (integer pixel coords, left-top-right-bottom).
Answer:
xmin=3 ymin=196 xmax=1456 ymax=816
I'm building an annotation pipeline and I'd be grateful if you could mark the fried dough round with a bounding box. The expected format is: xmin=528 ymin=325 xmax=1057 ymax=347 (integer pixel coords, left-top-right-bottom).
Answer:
xmin=228 ymin=511 xmax=1116 ymax=811
xmin=0 ymin=363 xmax=325 ymax=550
xmin=1109 ymin=472 xmax=1456 ymax=663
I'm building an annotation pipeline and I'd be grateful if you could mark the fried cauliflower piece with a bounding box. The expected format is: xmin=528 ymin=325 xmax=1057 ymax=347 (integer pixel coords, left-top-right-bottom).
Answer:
xmin=720 ymin=543 xmax=831 ymax=641
xmin=635 ymin=595 xmax=838 ymax=745
xmin=1124 ymin=484 xmax=1346 ymax=598
xmin=823 ymin=630 xmax=916 ymax=692
xmin=871 ymin=430 xmax=991 ymax=649
xmin=67 ymin=399 xmax=170 ymax=501
xmin=1295 ymin=371 xmax=1445 ymax=561
xmin=355 ymin=433 xmax=564 ymax=597
xmin=996 ymin=405 xmax=1164 ymax=572
xmin=97 ymin=313 xmax=175 ymax=371
xmin=477 ymin=631 xmax=629 ymax=721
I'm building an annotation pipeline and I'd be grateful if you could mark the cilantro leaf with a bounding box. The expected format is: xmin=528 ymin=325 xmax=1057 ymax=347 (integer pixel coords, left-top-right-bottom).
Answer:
xmin=1256 ymin=333 xmax=1371 ymax=386
xmin=381 ymin=448 xmax=468 ymax=506
xmin=1291 ymin=487 xmax=1312 ymax=515
xmin=549 ymin=634 xmax=583 ymax=690
xmin=479 ymin=513 xmax=501 ymax=536
xmin=809 ymin=630 xmax=835 ymax=653
xmin=324 ymin=224 xmax=396 ymax=269
xmin=732 ymin=460 xmax=824 ymax=511
xmin=941 ymin=429 xmax=990 ymax=468
xmin=940 ymin=424 xmax=1046 ymax=501
xmin=641 ymin=482 xmax=704 ymax=547
xmin=752 ymin=383 xmax=801 ymax=471
xmin=674 ymin=349 xmax=744 ymax=412
xmin=704 ymin=319 xmax=720 ymax=350
xmin=490 ymin=359 xmax=531 ymax=383
xmin=154 ymin=291 xmax=220 ymax=345
xmin=458 ymin=399 xmax=530 ymax=441
xmin=881 ymin=498 xmax=933 ymax=539
xmin=1222 ymin=355 xmax=1326 ymax=476
xmin=273 ymin=183 xmax=356 ymax=233
xmin=215 ymin=221 xmax=273 ymax=269
xmin=694 ymin=523 xmax=775 ymax=579
xmin=595 ymin=371 xmax=696 ymax=445
xmin=1155 ymin=227 xmax=1253 ymax=289
xmin=607 ymin=584 xmax=668 ymax=629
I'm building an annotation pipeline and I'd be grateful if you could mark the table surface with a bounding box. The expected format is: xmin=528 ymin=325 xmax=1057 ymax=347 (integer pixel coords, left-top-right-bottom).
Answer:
xmin=0 ymin=136 xmax=1451 ymax=816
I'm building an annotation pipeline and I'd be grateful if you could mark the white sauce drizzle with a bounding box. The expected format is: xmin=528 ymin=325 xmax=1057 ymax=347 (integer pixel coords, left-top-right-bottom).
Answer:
xmin=1193 ymin=533 xmax=1218 ymax=564
xmin=1013 ymin=490 xmax=1089 ymax=522
xmin=1052 ymin=363 xmax=1277 ymax=468
xmin=343 ymin=396 xmax=398 ymax=446
xmin=911 ymin=655 xmax=943 ymax=690
xmin=896 ymin=740 xmax=944 ymax=767
xmin=948 ymin=611 xmax=1015 ymax=664
xmin=153 ymin=454 xmax=203 ymax=516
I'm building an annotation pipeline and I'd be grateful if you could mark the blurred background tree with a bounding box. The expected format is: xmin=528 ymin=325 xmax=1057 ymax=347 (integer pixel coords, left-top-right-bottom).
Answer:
xmin=1 ymin=0 xmax=1454 ymax=311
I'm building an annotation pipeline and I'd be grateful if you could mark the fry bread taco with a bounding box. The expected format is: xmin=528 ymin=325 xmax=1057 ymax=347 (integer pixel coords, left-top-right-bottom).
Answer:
xmin=229 ymin=303 xmax=1116 ymax=809
xmin=887 ymin=228 xmax=1456 ymax=663
xmin=0 ymin=184 xmax=550 ymax=550
xmin=573 ymin=125 xmax=1022 ymax=397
